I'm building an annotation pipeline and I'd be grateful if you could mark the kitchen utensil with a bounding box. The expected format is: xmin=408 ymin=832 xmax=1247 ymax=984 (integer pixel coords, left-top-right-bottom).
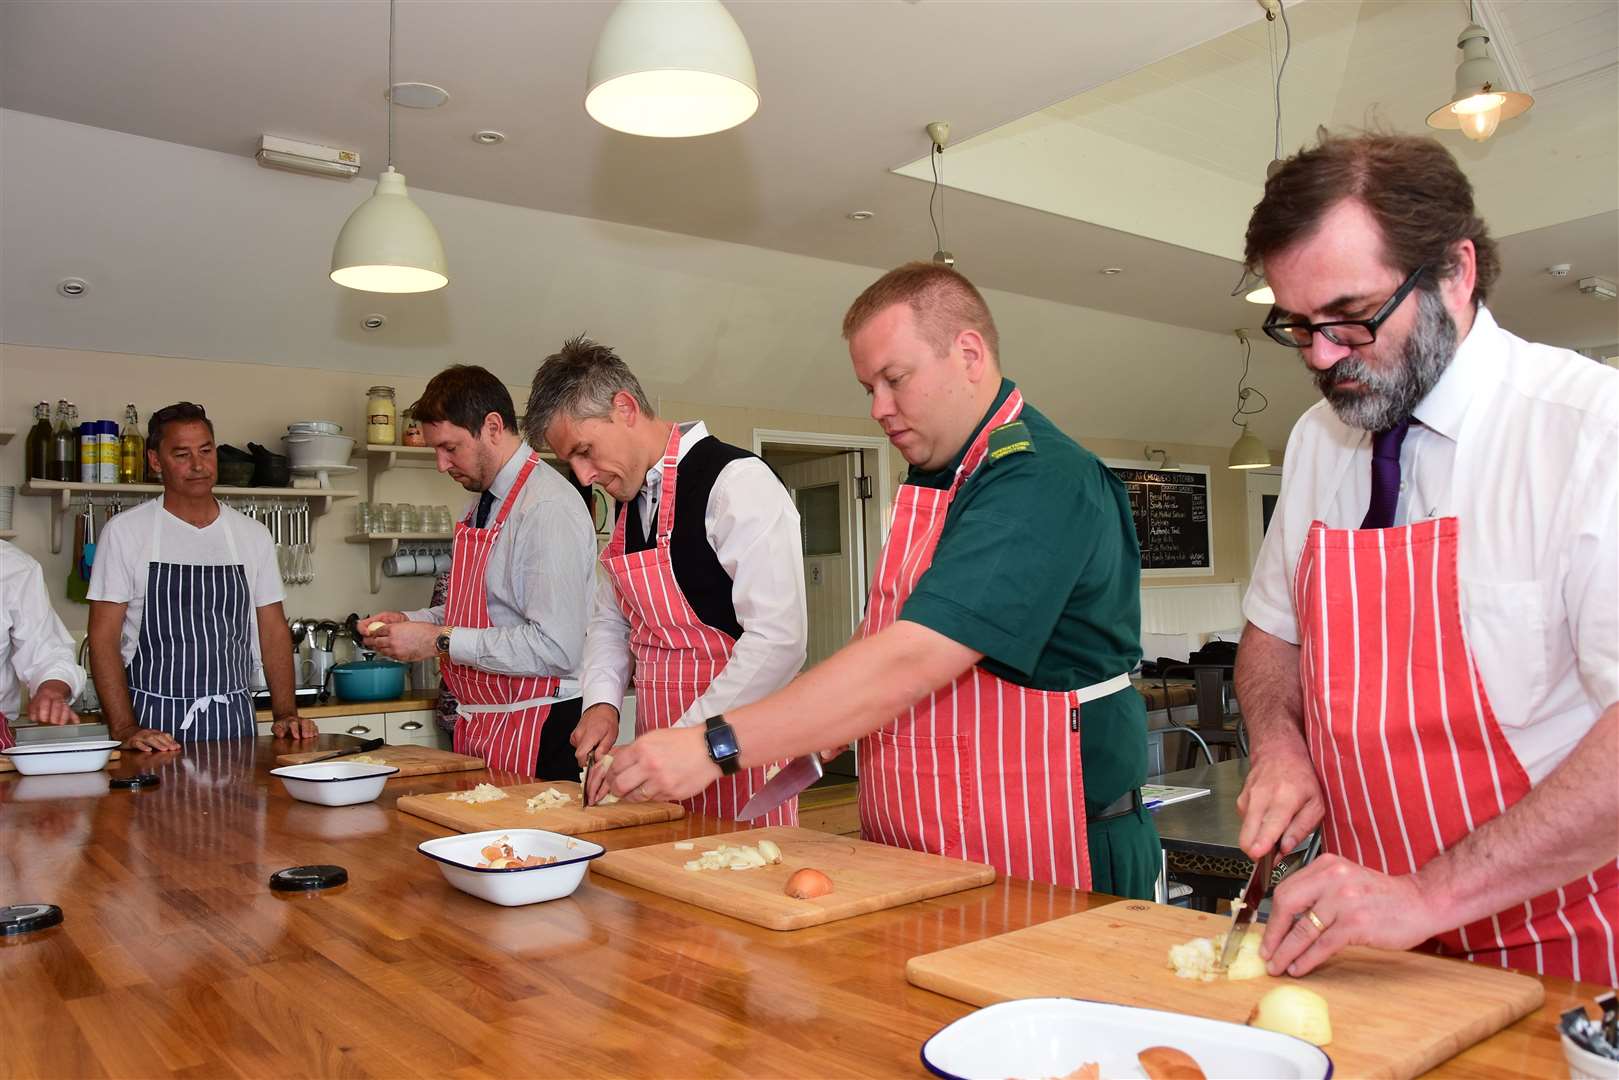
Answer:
xmin=281 ymin=430 xmax=355 ymax=468
xmin=1218 ymin=846 xmax=1276 ymax=970
xmin=581 ymin=751 xmax=596 ymax=807
xmin=1 ymin=739 xmax=121 ymax=776
xmin=275 ymin=744 xmax=485 ymax=778
xmin=11 ymin=720 xmax=110 ymax=745
xmin=289 ymin=736 xmax=386 ymax=766
xmin=330 ymin=659 xmax=406 ymax=702
xmin=591 ymin=826 xmax=997 ymax=931
xmin=736 ymin=754 xmax=822 ymax=820
xmin=396 ymin=781 xmax=684 ymax=836
xmin=905 ymin=901 xmax=1545 ymax=1080
xmin=418 ymin=828 xmax=604 ymax=907
xmin=920 ymin=998 xmax=1331 ymax=1080
xmin=288 ymin=420 xmax=344 ymax=435
xmin=271 ymin=760 xmax=400 ymax=806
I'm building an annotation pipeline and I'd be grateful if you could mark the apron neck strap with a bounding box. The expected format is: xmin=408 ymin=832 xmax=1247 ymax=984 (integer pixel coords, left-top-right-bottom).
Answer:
xmin=654 ymin=424 xmax=683 ymax=545
xmin=468 ymin=452 xmax=542 ymax=532
xmin=150 ymin=498 xmax=240 ymax=565
xmin=950 ymin=389 xmax=1026 ymax=495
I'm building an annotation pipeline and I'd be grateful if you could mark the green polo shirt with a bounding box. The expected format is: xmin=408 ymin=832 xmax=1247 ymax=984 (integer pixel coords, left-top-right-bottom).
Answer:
xmin=898 ymin=379 xmax=1158 ymax=898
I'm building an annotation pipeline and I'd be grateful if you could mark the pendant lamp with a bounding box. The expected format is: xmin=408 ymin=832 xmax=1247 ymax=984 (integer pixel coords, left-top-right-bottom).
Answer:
xmin=1228 ymin=425 xmax=1272 ymax=470
xmin=1426 ymin=19 xmax=1532 ymax=143
xmin=1227 ymin=330 xmax=1272 ymax=471
xmin=586 ymin=0 xmax=759 ymax=138
xmin=331 ymin=0 xmax=447 ymax=293
xmin=1230 ymin=4 xmax=1288 ymax=306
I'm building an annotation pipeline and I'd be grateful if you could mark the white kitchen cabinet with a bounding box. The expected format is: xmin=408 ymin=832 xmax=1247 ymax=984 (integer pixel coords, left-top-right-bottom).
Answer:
xmin=385 ymin=710 xmax=438 ymax=748
xmin=315 ymin=712 xmax=385 ymax=740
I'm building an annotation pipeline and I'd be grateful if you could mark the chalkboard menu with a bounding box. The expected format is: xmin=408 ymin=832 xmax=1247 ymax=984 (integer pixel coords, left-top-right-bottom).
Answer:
xmin=1108 ymin=465 xmax=1213 ymax=575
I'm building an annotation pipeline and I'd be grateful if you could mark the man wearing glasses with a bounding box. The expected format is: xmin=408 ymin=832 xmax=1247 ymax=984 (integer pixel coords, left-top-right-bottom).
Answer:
xmin=1235 ymin=132 xmax=1617 ymax=983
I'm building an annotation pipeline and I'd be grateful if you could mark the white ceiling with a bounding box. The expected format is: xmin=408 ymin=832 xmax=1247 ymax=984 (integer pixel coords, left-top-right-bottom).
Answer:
xmin=0 ymin=0 xmax=1613 ymax=360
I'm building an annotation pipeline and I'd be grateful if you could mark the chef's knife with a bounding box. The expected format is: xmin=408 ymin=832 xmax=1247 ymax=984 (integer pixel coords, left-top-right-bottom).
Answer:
xmin=581 ymin=751 xmax=596 ymax=807
xmin=1218 ymin=847 xmax=1277 ymax=971
xmin=736 ymin=754 xmax=823 ymax=821
xmin=298 ymin=737 xmax=386 ymax=765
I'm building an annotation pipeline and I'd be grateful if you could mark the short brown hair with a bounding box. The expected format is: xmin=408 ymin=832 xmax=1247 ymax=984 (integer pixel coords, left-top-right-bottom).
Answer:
xmin=842 ymin=262 xmax=1000 ymax=359
xmin=147 ymin=402 xmax=213 ymax=450
xmin=411 ymin=365 xmax=517 ymax=436
xmin=1245 ymin=130 xmax=1499 ymax=307
xmin=523 ymin=335 xmax=655 ymax=447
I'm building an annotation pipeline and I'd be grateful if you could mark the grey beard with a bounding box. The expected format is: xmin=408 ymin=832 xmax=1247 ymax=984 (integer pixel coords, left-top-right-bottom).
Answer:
xmin=1316 ymin=289 xmax=1457 ymax=431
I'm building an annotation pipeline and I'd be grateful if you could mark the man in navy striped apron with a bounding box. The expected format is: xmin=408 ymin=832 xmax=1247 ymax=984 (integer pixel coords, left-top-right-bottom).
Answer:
xmin=87 ymin=403 xmax=315 ymax=750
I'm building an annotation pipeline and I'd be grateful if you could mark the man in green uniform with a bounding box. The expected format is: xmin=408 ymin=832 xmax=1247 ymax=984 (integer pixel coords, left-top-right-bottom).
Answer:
xmin=601 ymin=262 xmax=1160 ymax=897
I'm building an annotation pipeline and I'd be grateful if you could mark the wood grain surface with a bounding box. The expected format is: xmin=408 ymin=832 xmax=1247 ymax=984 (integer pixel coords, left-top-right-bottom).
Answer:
xmin=274 ymin=743 xmax=484 ymax=777
xmin=0 ymin=749 xmax=120 ymax=774
xmin=907 ymin=902 xmax=1546 ymax=1079
xmin=0 ymin=734 xmax=1602 ymax=1078
xmin=396 ymin=780 xmax=684 ymax=835
xmin=593 ymin=826 xmax=997 ymax=930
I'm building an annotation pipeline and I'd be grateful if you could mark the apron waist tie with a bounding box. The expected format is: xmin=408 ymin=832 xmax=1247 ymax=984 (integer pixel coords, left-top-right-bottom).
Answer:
xmin=1075 ymin=672 xmax=1131 ymax=704
xmin=456 ymin=691 xmax=581 ymax=716
xmin=132 ymin=688 xmax=245 ymax=731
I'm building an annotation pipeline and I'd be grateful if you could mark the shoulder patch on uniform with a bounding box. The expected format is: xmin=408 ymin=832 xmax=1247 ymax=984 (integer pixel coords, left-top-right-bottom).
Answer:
xmin=987 ymin=420 xmax=1034 ymax=463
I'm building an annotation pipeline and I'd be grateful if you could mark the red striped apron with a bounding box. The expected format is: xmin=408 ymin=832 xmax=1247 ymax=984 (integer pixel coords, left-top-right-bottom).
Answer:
xmin=1294 ymin=516 xmax=1618 ymax=982
xmin=442 ymin=453 xmax=568 ymax=776
xmin=0 ymin=713 xmax=14 ymax=751
xmin=857 ymin=391 xmax=1127 ymax=890
xmin=600 ymin=426 xmax=797 ymax=825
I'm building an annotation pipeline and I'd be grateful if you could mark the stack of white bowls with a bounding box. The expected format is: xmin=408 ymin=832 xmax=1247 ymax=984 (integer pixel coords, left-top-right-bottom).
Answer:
xmin=0 ymin=484 xmax=15 ymax=531
xmin=282 ymin=421 xmax=354 ymax=468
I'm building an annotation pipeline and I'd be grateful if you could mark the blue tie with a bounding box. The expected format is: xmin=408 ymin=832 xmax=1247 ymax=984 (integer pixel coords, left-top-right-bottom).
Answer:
xmin=1360 ymin=420 xmax=1411 ymax=530
xmin=474 ymin=490 xmax=495 ymax=529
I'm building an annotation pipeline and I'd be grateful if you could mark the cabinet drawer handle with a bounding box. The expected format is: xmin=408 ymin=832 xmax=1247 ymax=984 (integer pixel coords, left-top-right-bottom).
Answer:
xmin=346 ymin=725 xmax=373 ymax=735
xmin=400 ymin=720 xmax=423 ymax=731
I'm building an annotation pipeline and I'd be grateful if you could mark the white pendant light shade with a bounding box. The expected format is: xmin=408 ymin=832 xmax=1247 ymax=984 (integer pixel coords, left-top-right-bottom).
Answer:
xmin=586 ymin=0 xmax=759 ymax=138
xmin=330 ymin=167 xmax=448 ymax=293
xmin=1426 ymin=23 xmax=1532 ymax=143
xmin=1245 ymin=282 xmax=1276 ymax=305
xmin=1228 ymin=425 xmax=1272 ymax=470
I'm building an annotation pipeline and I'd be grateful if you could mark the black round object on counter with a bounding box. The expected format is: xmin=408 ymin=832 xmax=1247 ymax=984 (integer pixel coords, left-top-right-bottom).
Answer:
xmin=0 ymin=903 xmax=64 ymax=937
xmin=269 ymin=865 xmax=348 ymax=893
xmin=110 ymin=773 xmax=161 ymax=790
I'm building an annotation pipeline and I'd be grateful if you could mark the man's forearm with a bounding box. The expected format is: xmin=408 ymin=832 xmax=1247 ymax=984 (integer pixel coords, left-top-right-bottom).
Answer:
xmin=88 ymin=629 xmax=136 ymax=737
xmin=1235 ymin=621 xmax=1309 ymax=757
xmin=257 ymin=607 xmax=299 ymax=718
xmin=728 ymin=620 xmax=979 ymax=767
xmin=1415 ymin=702 xmax=1618 ymax=927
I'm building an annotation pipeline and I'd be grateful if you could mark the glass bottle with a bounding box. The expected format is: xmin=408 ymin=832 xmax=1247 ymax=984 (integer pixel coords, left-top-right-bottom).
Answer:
xmin=25 ymin=401 xmax=52 ymax=480
xmin=49 ymin=400 xmax=78 ymax=482
xmin=367 ymin=385 xmax=397 ymax=445
xmin=118 ymin=404 xmax=145 ymax=484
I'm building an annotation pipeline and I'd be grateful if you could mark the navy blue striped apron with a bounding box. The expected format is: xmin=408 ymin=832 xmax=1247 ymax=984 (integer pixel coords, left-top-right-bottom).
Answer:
xmin=126 ymin=503 xmax=256 ymax=742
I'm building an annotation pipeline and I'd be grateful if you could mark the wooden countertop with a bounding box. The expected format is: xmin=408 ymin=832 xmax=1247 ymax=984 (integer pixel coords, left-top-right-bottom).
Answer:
xmin=256 ymin=689 xmax=438 ymax=720
xmin=0 ymin=735 xmax=1599 ymax=1078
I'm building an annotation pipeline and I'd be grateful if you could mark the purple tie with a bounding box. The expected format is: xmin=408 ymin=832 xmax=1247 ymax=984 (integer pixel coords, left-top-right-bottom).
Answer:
xmin=1360 ymin=419 xmax=1411 ymax=530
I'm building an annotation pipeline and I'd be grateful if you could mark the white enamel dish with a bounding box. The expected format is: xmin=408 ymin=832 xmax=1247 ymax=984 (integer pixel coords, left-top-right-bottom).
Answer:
xmin=2 ymin=739 xmax=120 ymax=776
xmin=417 ymin=828 xmax=604 ymax=907
xmin=920 ymin=997 xmax=1333 ymax=1080
xmin=270 ymin=761 xmax=400 ymax=805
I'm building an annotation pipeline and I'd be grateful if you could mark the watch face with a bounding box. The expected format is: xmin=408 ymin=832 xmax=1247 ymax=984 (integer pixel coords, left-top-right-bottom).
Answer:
xmin=704 ymin=724 xmax=739 ymax=761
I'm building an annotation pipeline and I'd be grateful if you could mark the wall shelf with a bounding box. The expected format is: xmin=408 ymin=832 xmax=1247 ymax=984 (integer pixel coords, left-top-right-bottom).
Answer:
xmin=0 ymin=427 xmax=16 ymax=446
xmin=0 ymin=530 xmax=16 ymax=541
xmin=344 ymin=532 xmax=453 ymax=594
xmin=20 ymin=479 xmax=356 ymax=554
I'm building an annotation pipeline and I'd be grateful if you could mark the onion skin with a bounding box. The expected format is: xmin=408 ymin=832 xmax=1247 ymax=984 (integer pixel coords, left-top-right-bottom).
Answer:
xmin=1137 ymin=1046 xmax=1206 ymax=1080
xmin=784 ymin=868 xmax=833 ymax=898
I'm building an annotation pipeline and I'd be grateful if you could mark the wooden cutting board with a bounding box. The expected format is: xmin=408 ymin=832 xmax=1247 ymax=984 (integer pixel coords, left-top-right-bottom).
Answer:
xmin=395 ymin=781 xmax=684 ymax=835
xmin=0 ymin=750 xmax=120 ymax=775
xmin=906 ymin=901 xmax=1545 ymax=1079
xmin=274 ymin=744 xmax=484 ymax=778
xmin=592 ymin=826 xmax=996 ymax=931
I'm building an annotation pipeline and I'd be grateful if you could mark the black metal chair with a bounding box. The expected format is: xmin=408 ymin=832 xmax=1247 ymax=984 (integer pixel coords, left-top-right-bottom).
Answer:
xmin=1161 ymin=664 xmax=1246 ymax=770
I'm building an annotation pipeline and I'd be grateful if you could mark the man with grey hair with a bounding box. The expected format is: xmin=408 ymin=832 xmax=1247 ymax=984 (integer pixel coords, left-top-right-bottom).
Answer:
xmin=525 ymin=335 xmax=808 ymax=823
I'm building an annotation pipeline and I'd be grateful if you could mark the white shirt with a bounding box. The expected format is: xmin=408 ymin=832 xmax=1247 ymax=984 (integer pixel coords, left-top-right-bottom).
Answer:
xmin=87 ymin=499 xmax=285 ymax=668
xmin=0 ymin=540 xmax=86 ymax=721
xmin=1245 ymin=308 xmax=1619 ymax=782
xmin=582 ymin=421 xmax=808 ymax=727
xmin=405 ymin=444 xmax=596 ymax=679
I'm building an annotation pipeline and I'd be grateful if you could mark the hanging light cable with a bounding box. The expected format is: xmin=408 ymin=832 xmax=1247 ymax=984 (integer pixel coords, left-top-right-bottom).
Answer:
xmin=1228 ymin=330 xmax=1273 ymax=470
xmin=1426 ymin=0 xmax=1533 ymax=142
xmin=1231 ymin=0 xmax=1291 ymax=305
xmin=330 ymin=0 xmax=448 ymax=293
xmin=926 ymin=121 xmax=955 ymax=267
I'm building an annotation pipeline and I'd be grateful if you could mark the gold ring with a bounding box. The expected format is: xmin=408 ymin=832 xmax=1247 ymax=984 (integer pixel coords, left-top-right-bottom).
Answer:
xmin=1303 ymin=908 xmax=1326 ymax=933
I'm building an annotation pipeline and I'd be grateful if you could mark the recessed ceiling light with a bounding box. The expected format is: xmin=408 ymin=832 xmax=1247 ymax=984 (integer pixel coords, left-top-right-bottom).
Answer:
xmin=847 ymin=210 xmax=875 ymax=221
xmin=58 ymin=277 xmax=89 ymax=297
xmin=1099 ymin=267 xmax=1124 ymax=276
xmin=362 ymin=314 xmax=387 ymax=331
xmin=473 ymin=130 xmax=506 ymax=145
xmin=387 ymin=82 xmax=450 ymax=109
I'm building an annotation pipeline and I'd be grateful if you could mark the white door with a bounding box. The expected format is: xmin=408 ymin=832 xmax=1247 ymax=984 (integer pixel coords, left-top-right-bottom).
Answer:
xmin=776 ymin=454 xmax=861 ymax=669
xmin=1245 ymin=469 xmax=1284 ymax=574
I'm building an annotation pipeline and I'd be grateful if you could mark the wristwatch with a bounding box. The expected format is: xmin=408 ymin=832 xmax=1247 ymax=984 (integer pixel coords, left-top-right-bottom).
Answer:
xmin=435 ymin=626 xmax=454 ymax=656
xmin=703 ymin=715 xmax=741 ymax=776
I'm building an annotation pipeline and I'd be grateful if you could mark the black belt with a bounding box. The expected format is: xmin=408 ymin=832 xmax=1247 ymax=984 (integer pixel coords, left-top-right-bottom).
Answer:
xmin=1093 ymin=787 xmax=1143 ymax=822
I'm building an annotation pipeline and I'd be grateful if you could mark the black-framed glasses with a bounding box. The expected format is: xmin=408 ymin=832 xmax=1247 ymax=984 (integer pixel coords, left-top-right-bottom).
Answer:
xmin=1262 ymin=264 xmax=1428 ymax=349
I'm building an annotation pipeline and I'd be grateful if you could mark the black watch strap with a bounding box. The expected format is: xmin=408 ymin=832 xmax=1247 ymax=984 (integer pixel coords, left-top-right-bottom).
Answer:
xmin=703 ymin=715 xmax=741 ymax=776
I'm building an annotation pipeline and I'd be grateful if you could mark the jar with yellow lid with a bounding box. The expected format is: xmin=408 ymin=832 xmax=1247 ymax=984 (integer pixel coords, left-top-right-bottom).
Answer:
xmin=367 ymin=386 xmax=397 ymax=445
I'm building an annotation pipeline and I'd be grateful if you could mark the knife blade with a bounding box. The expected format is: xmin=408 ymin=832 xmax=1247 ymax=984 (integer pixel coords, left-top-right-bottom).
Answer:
xmin=1218 ymin=847 xmax=1277 ymax=971
xmin=581 ymin=751 xmax=596 ymax=808
xmin=736 ymin=754 xmax=823 ymax=821
xmin=299 ymin=737 xmax=386 ymax=765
